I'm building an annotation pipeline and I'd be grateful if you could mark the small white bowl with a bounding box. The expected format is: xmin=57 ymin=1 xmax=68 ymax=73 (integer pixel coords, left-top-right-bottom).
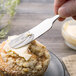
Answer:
xmin=62 ymin=20 xmax=76 ymax=50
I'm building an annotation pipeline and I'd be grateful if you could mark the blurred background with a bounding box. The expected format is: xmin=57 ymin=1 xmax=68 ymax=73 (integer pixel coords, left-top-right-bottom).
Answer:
xmin=12 ymin=0 xmax=55 ymax=35
xmin=21 ymin=0 xmax=54 ymax=3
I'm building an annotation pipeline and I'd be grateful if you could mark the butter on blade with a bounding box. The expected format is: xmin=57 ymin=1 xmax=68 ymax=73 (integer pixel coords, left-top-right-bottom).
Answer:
xmin=3 ymin=35 xmax=32 ymax=61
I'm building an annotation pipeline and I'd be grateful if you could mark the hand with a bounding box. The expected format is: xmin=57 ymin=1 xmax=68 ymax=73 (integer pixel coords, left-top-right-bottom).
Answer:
xmin=54 ymin=0 xmax=76 ymax=21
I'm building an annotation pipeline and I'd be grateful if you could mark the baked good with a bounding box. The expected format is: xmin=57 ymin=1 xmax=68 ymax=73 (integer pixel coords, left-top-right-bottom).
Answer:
xmin=0 ymin=35 xmax=50 ymax=76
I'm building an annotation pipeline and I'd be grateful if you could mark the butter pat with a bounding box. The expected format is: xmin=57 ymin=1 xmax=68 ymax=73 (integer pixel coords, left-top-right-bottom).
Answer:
xmin=62 ymin=20 xmax=76 ymax=50
xmin=3 ymin=35 xmax=32 ymax=61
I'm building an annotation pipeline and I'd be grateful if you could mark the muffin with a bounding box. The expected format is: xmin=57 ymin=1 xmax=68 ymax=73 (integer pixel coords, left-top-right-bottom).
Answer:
xmin=0 ymin=35 xmax=50 ymax=76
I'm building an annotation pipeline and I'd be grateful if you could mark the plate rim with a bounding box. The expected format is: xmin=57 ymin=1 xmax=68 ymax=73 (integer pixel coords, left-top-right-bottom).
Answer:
xmin=49 ymin=51 xmax=70 ymax=76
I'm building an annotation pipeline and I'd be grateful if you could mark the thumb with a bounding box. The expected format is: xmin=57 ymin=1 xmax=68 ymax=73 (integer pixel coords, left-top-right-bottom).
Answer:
xmin=58 ymin=0 xmax=76 ymax=17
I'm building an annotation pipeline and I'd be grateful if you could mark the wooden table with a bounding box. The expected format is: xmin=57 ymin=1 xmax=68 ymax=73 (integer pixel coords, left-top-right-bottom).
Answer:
xmin=1 ymin=2 xmax=76 ymax=58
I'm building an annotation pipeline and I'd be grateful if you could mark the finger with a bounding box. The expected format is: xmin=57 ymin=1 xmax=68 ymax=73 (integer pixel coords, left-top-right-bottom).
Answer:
xmin=58 ymin=0 xmax=76 ymax=17
xmin=54 ymin=0 xmax=66 ymax=14
xmin=72 ymin=16 xmax=76 ymax=20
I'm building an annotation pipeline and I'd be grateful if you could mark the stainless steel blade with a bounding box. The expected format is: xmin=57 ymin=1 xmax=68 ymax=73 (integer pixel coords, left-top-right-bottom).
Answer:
xmin=9 ymin=15 xmax=60 ymax=48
